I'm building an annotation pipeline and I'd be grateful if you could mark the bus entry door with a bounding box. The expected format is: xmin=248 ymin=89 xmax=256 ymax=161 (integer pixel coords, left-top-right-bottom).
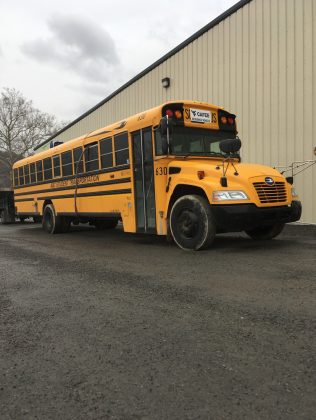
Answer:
xmin=132 ymin=129 xmax=156 ymax=233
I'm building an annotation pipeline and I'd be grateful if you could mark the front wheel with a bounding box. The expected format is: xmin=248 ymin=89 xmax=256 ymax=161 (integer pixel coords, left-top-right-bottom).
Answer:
xmin=169 ymin=195 xmax=215 ymax=251
xmin=245 ymin=223 xmax=285 ymax=240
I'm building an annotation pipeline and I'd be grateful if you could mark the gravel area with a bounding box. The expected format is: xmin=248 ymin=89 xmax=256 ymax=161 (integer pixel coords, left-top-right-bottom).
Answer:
xmin=0 ymin=223 xmax=315 ymax=419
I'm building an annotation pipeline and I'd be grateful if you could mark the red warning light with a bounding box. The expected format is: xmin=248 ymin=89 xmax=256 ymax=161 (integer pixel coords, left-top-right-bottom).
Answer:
xmin=165 ymin=109 xmax=174 ymax=118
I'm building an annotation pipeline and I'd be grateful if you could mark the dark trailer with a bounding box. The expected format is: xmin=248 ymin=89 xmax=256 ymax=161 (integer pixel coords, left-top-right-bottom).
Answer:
xmin=0 ymin=188 xmax=15 ymax=224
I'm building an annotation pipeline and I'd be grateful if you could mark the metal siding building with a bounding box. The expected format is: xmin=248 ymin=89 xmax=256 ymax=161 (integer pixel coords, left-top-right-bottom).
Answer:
xmin=37 ymin=0 xmax=316 ymax=224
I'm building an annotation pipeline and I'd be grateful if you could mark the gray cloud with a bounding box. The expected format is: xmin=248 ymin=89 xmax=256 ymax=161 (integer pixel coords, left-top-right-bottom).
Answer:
xmin=147 ymin=18 xmax=181 ymax=44
xmin=67 ymin=80 xmax=111 ymax=97
xmin=50 ymin=15 xmax=118 ymax=63
xmin=21 ymin=14 xmax=119 ymax=82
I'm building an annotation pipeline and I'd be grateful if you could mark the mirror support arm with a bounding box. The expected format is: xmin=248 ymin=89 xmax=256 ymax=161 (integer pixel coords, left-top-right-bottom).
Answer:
xmin=166 ymin=115 xmax=170 ymax=149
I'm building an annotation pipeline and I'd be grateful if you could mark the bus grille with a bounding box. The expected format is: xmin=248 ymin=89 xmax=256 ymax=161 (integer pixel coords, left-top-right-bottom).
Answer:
xmin=253 ymin=182 xmax=287 ymax=204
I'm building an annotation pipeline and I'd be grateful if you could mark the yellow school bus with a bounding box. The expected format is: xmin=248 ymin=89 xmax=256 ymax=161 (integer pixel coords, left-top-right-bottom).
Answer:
xmin=12 ymin=101 xmax=301 ymax=250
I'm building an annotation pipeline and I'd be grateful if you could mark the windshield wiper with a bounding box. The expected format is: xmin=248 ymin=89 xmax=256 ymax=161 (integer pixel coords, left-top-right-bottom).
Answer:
xmin=208 ymin=151 xmax=224 ymax=157
xmin=176 ymin=151 xmax=224 ymax=158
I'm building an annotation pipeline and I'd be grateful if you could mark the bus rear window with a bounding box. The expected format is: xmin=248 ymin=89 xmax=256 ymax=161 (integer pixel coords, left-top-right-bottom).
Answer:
xmin=84 ymin=143 xmax=99 ymax=172
xmin=43 ymin=158 xmax=52 ymax=181
xmin=18 ymin=167 xmax=24 ymax=186
xmin=61 ymin=151 xmax=73 ymax=177
xmin=100 ymin=137 xmax=113 ymax=169
xmin=53 ymin=155 xmax=61 ymax=178
xmin=30 ymin=163 xmax=36 ymax=183
xmin=14 ymin=169 xmax=19 ymax=186
xmin=36 ymin=161 xmax=43 ymax=182
xmin=24 ymin=165 xmax=30 ymax=185
xmin=73 ymin=147 xmax=84 ymax=174
xmin=115 ymin=133 xmax=129 ymax=166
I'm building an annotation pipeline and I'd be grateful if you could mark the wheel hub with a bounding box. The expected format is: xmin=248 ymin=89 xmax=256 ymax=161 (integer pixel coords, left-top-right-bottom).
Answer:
xmin=178 ymin=210 xmax=198 ymax=238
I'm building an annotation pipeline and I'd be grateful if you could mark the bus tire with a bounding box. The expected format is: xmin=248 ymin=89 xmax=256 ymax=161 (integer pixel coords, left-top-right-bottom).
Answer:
xmin=170 ymin=195 xmax=215 ymax=251
xmin=42 ymin=204 xmax=62 ymax=234
xmin=94 ymin=219 xmax=118 ymax=230
xmin=166 ymin=221 xmax=174 ymax=244
xmin=245 ymin=223 xmax=285 ymax=240
xmin=61 ymin=217 xmax=71 ymax=233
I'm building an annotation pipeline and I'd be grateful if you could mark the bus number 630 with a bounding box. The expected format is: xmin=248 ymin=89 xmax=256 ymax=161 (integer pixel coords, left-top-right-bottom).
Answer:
xmin=155 ymin=167 xmax=167 ymax=176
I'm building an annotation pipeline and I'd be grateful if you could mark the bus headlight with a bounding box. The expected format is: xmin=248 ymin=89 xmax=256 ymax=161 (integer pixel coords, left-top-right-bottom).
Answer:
xmin=213 ymin=190 xmax=249 ymax=201
xmin=291 ymin=187 xmax=298 ymax=197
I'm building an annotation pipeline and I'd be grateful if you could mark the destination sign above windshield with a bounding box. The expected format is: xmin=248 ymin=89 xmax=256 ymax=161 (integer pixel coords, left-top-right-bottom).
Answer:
xmin=184 ymin=106 xmax=218 ymax=129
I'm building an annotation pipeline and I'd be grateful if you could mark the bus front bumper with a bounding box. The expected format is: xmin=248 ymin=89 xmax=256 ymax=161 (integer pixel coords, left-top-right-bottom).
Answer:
xmin=212 ymin=201 xmax=302 ymax=232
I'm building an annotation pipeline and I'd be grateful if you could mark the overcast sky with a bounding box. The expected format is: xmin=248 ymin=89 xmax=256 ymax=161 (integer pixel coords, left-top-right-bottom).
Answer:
xmin=0 ymin=0 xmax=237 ymax=122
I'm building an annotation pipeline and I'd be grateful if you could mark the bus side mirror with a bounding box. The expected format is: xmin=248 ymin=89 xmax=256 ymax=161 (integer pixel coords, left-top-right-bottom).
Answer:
xmin=286 ymin=176 xmax=294 ymax=185
xmin=219 ymin=138 xmax=242 ymax=154
xmin=159 ymin=116 xmax=173 ymax=155
xmin=160 ymin=116 xmax=168 ymax=136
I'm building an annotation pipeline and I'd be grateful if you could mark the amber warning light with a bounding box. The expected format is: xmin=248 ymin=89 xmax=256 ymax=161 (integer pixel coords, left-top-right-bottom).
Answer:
xmin=197 ymin=170 xmax=205 ymax=180
xmin=174 ymin=110 xmax=182 ymax=119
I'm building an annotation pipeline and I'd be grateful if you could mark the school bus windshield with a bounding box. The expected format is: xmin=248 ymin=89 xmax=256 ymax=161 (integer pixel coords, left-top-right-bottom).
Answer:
xmin=156 ymin=126 xmax=237 ymax=157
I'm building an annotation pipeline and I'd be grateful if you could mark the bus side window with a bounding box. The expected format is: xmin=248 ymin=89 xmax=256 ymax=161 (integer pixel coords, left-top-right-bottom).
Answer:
xmin=100 ymin=137 xmax=113 ymax=169
xmin=115 ymin=133 xmax=129 ymax=166
xmin=14 ymin=169 xmax=19 ymax=187
xmin=154 ymin=130 xmax=163 ymax=156
xmin=30 ymin=163 xmax=36 ymax=183
xmin=73 ymin=147 xmax=84 ymax=174
xmin=84 ymin=143 xmax=99 ymax=172
xmin=18 ymin=167 xmax=24 ymax=186
xmin=24 ymin=165 xmax=30 ymax=185
xmin=36 ymin=161 xmax=43 ymax=182
xmin=61 ymin=151 xmax=73 ymax=177
xmin=53 ymin=155 xmax=61 ymax=178
xmin=43 ymin=157 xmax=52 ymax=181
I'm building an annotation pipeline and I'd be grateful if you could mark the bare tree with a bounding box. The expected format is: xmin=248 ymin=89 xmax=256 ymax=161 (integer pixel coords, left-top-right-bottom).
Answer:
xmin=0 ymin=87 xmax=64 ymax=187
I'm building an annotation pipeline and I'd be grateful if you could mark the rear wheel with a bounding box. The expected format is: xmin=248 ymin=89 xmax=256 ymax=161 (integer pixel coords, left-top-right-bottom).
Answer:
xmin=94 ymin=219 xmax=118 ymax=230
xmin=42 ymin=204 xmax=62 ymax=234
xmin=245 ymin=223 xmax=285 ymax=240
xmin=169 ymin=195 xmax=215 ymax=251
